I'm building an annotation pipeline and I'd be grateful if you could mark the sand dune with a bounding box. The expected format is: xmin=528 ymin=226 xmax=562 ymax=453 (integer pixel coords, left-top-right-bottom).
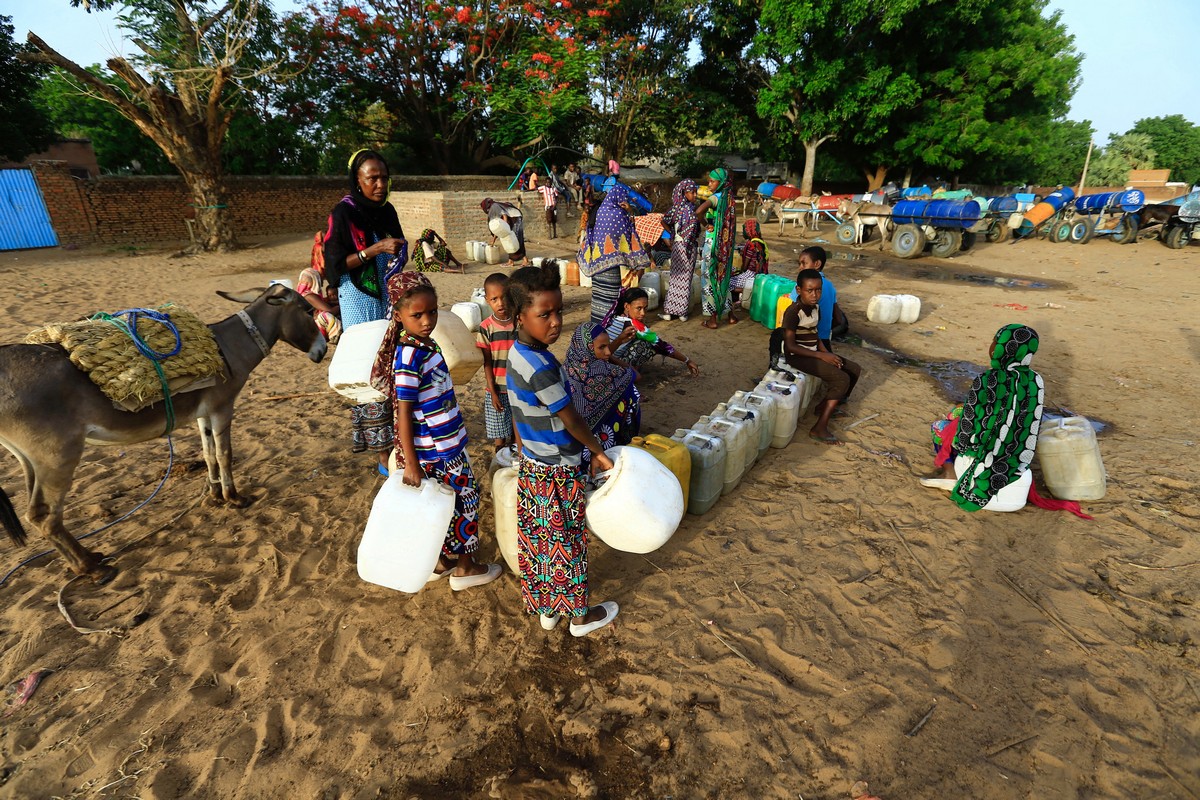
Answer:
xmin=0 ymin=224 xmax=1197 ymax=798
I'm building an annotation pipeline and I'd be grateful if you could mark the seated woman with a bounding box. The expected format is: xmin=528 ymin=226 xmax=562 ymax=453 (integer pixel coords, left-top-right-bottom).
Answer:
xmin=603 ymin=288 xmax=701 ymax=377
xmin=920 ymin=324 xmax=1044 ymax=511
xmin=565 ymin=324 xmax=641 ymax=470
xmin=730 ymin=219 xmax=769 ymax=307
xmin=412 ymin=228 xmax=464 ymax=273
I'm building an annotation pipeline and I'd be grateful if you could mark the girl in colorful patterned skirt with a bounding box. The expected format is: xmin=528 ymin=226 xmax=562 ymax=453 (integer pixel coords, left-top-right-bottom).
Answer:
xmin=369 ymin=271 xmax=502 ymax=590
xmin=504 ymin=263 xmax=620 ymax=637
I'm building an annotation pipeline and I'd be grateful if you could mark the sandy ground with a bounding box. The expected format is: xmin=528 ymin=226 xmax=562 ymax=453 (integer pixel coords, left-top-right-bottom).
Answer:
xmin=0 ymin=214 xmax=1197 ymax=800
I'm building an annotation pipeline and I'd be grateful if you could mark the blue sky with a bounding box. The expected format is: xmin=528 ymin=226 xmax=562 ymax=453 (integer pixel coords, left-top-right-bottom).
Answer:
xmin=4 ymin=0 xmax=1197 ymax=143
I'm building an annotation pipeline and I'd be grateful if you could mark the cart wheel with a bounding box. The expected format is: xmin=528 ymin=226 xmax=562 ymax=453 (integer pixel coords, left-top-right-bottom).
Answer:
xmin=891 ymin=224 xmax=926 ymax=259
xmin=985 ymin=220 xmax=1011 ymax=243
xmin=1049 ymin=220 xmax=1072 ymax=243
xmin=755 ymin=206 xmax=772 ymax=225
xmin=1111 ymin=215 xmax=1139 ymax=245
xmin=836 ymin=222 xmax=858 ymax=245
xmin=1069 ymin=217 xmax=1095 ymax=244
xmin=930 ymin=229 xmax=962 ymax=258
xmin=960 ymin=230 xmax=977 ymax=251
xmin=1164 ymin=225 xmax=1192 ymax=249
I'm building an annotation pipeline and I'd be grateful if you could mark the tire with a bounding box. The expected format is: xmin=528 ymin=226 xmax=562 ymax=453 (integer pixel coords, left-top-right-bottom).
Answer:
xmin=1164 ymin=225 xmax=1192 ymax=249
xmin=929 ymin=229 xmax=962 ymax=258
xmin=891 ymin=224 xmax=926 ymax=259
xmin=985 ymin=220 xmax=1011 ymax=243
xmin=1069 ymin=217 xmax=1095 ymax=244
xmin=1111 ymin=215 xmax=1139 ymax=245
xmin=1049 ymin=219 xmax=1072 ymax=243
xmin=756 ymin=206 xmax=773 ymax=225
xmin=836 ymin=222 xmax=858 ymax=245
xmin=960 ymin=230 xmax=977 ymax=251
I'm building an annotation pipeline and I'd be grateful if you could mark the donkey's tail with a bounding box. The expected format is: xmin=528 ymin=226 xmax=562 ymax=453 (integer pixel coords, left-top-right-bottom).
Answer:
xmin=0 ymin=487 xmax=27 ymax=547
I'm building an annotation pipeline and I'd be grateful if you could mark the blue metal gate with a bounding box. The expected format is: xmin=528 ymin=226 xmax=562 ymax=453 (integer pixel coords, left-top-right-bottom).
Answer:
xmin=0 ymin=169 xmax=59 ymax=250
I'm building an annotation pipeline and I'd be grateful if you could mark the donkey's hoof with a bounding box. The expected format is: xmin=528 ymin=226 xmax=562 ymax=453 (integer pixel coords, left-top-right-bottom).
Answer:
xmin=225 ymin=493 xmax=252 ymax=509
xmin=89 ymin=562 xmax=119 ymax=585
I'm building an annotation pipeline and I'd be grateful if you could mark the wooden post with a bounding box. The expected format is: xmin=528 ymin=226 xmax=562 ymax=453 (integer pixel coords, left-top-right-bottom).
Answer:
xmin=1077 ymin=140 xmax=1094 ymax=196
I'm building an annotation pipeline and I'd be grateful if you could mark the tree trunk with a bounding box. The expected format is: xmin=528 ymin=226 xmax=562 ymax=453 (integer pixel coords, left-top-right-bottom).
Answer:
xmin=902 ymin=167 xmax=913 ymax=189
xmin=188 ymin=172 xmax=236 ymax=253
xmin=863 ymin=165 xmax=889 ymax=191
xmin=799 ymin=137 xmax=829 ymax=196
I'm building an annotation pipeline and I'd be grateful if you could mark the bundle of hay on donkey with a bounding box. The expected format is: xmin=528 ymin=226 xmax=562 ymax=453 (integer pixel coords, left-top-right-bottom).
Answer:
xmin=25 ymin=305 xmax=224 ymax=412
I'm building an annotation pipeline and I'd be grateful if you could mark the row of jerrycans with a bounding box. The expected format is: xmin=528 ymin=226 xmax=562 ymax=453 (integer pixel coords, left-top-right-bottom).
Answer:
xmin=635 ymin=367 xmax=821 ymax=517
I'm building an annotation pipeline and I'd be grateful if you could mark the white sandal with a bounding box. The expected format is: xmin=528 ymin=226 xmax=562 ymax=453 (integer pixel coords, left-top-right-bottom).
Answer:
xmin=569 ymin=601 xmax=619 ymax=637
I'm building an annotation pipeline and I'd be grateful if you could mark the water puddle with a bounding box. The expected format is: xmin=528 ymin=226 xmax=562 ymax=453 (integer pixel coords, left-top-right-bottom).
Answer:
xmin=848 ymin=335 xmax=1112 ymax=434
xmin=779 ymin=249 xmax=1065 ymax=290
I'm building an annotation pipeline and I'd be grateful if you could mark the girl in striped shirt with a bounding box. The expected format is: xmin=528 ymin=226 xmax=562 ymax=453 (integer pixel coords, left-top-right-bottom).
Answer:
xmin=370 ymin=271 xmax=502 ymax=591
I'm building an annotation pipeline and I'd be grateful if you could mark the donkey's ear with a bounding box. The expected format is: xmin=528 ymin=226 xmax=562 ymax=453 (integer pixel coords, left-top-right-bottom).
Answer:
xmin=217 ymin=288 xmax=268 ymax=304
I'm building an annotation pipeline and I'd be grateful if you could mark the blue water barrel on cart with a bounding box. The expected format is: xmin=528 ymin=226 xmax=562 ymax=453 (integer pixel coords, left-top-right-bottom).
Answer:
xmin=1075 ymin=190 xmax=1145 ymax=214
xmin=986 ymin=196 xmax=1019 ymax=214
xmin=757 ymin=182 xmax=779 ymax=197
xmin=626 ymin=186 xmax=653 ymax=213
xmin=892 ymin=199 xmax=981 ymax=229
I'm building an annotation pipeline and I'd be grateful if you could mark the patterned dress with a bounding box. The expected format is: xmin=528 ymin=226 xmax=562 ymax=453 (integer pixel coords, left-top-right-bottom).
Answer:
xmin=660 ymin=180 xmax=699 ymax=316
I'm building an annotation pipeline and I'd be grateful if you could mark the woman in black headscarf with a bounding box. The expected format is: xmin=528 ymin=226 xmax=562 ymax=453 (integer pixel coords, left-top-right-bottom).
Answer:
xmin=322 ymin=149 xmax=408 ymax=473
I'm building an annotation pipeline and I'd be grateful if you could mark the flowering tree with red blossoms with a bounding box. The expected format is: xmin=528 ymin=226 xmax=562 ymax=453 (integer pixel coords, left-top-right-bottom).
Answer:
xmin=285 ymin=0 xmax=605 ymax=173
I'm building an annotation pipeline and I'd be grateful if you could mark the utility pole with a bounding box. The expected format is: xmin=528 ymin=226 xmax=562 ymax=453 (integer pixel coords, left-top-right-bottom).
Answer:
xmin=1077 ymin=139 xmax=1094 ymax=195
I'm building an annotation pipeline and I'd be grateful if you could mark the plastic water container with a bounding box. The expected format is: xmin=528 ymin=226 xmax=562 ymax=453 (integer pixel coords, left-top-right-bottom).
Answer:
xmin=484 ymin=244 xmax=504 ymax=264
xmin=630 ymin=434 xmax=692 ymax=511
xmin=954 ymin=456 xmax=1032 ymax=512
xmin=867 ymin=294 xmax=901 ymax=324
xmin=328 ymin=319 xmax=389 ymax=403
xmin=491 ymin=466 xmax=520 ymax=575
xmin=731 ymin=390 xmax=775 ymax=460
xmin=580 ymin=269 xmax=593 ymax=288
xmin=643 ymin=286 xmax=660 ymax=310
xmin=690 ymin=273 xmax=702 ymax=311
xmin=451 ymin=301 xmax=482 ymax=332
xmin=488 ymin=217 xmax=520 ymax=254
xmin=1022 ymin=187 xmax=1075 ymax=228
xmin=715 ymin=402 xmax=762 ymax=474
xmin=670 ymin=428 xmax=726 ymax=516
xmin=563 ymin=261 xmax=580 ymax=286
xmin=896 ymin=294 xmax=921 ymax=324
xmin=585 ymin=446 xmax=684 ymax=553
xmin=357 ymin=475 xmax=456 ymax=593
xmin=692 ymin=415 xmax=743 ymax=496
xmin=431 ymin=311 xmax=483 ymax=387
xmin=754 ymin=379 xmax=800 ymax=448
xmin=464 ymin=240 xmax=479 ymax=261
xmin=767 ymin=363 xmax=820 ymax=417
xmin=1036 ymin=417 xmax=1107 ymax=500
xmin=470 ymin=287 xmax=493 ymax=322
xmin=640 ymin=270 xmax=662 ymax=298
xmin=774 ymin=294 xmax=792 ymax=329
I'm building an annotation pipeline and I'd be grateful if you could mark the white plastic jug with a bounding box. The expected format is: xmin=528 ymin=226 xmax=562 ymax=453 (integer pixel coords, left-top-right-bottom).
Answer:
xmin=1036 ymin=417 xmax=1106 ymax=500
xmin=421 ymin=240 xmax=437 ymax=263
xmin=695 ymin=415 xmax=748 ymax=495
xmin=585 ymin=446 xmax=684 ymax=553
xmin=896 ymin=294 xmax=921 ymax=324
xmin=357 ymin=475 xmax=456 ymax=593
xmin=328 ymin=319 xmax=389 ymax=404
xmin=580 ymin=269 xmax=593 ymax=288
xmin=643 ymin=286 xmax=660 ymax=311
xmin=470 ymin=287 xmax=493 ymax=322
xmin=431 ymin=311 xmax=484 ymax=388
xmin=690 ymin=273 xmax=702 ymax=311
xmin=488 ymin=216 xmax=512 ymax=240
xmin=867 ymin=294 xmax=901 ymax=324
xmin=754 ymin=379 xmax=800 ymax=448
xmin=640 ymin=270 xmax=662 ymax=298
xmin=953 ymin=456 xmax=1032 ymax=512
xmin=670 ymin=428 xmax=726 ymax=516
xmin=451 ymin=301 xmax=482 ymax=333
xmin=492 ymin=466 xmax=520 ymax=574
xmin=767 ymin=363 xmax=820 ymax=418
xmin=731 ymin=390 xmax=775 ymax=460
xmin=464 ymin=240 xmax=477 ymax=261
xmin=484 ymin=244 xmax=504 ymax=265
xmin=715 ymin=402 xmax=761 ymax=474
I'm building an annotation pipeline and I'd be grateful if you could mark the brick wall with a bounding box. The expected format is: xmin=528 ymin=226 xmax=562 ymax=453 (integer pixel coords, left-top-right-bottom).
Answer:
xmin=27 ymin=162 xmax=515 ymax=248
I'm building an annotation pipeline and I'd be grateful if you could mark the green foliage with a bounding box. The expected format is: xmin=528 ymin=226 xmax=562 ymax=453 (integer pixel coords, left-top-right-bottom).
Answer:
xmin=1129 ymin=115 xmax=1200 ymax=185
xmin=36 ymin=67 xmax=171 ymax=173
xmin=1088 ymin=132 xmax=1155 ymax=186
xmin=1025 ymin=118 xmax=1094 ymax=186
xmin=0 ymin=15 xmax=55 ymax=161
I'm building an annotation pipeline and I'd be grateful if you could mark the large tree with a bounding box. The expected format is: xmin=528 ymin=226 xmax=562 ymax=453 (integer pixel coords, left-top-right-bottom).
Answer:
xmin=1087 ymin=132 xmax=1155 ymax=187
xmin=753 ymin=0 xmax=1080 ymax=193
xmin=0 ymin=15 xmax=55 ymax=162
xmin=1129 ymin=115 xmax=1200 ymax=186
xmin=23 ymin=0 xmax=287 ymax=251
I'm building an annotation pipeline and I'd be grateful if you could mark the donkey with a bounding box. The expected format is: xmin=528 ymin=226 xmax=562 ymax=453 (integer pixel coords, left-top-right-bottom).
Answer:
xmin=0 ymin=285 xmax=327 ymax=584
xmin=837 ymin=198 xmax=894 ymax=248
